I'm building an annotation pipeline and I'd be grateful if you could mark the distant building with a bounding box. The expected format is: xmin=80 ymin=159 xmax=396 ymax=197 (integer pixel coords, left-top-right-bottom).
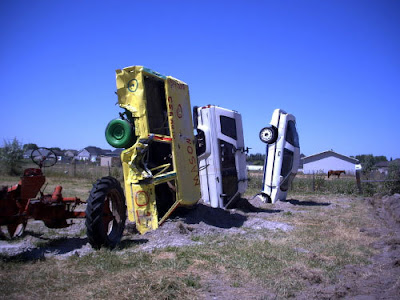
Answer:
xmin=100 ymin=149 xmax=123 ymax=167
xmin=374 ymin=159 xmax=400 ymax=175
xmin=64 ymin=149 xmax=78 ymax=158
xmin=52 ymin=149 xmax=64 ymax=161
xmin=23 ymin=149 xmax=34 ymax=159
xmin=100 ymin=156 xmax=121 ymax=167
xmin=302 ymin=150 xmax=359 ymax=175
xmin=247 ymin=165 xmax=263 ymax=171
xmin=76 ymin=146 xmax=110 ymax=162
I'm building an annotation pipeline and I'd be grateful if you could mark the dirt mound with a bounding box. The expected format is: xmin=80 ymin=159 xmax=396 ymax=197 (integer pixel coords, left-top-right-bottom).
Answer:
xmin=121 ymin=200 xmax=291 ymax=253
xmin=0 ymin=199 xmax=291 ymax=258
xmin=381 ymin=193 xmax=400 ymax=224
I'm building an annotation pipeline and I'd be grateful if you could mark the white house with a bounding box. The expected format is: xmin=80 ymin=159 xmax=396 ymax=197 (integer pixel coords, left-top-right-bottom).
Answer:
xmin=76 ymin=146 xmax=111 ymax=162
xmin=302 ymin=150 xmax=359 ymax=175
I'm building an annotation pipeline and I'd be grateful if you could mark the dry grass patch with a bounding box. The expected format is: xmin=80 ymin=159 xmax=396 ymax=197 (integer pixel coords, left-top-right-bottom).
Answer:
xmin=0 ymin=169 xmax=384 ymax=299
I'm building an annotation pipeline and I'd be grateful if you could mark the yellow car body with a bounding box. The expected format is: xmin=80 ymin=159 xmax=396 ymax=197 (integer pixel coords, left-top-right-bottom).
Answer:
xmin=115 ymin=66 xmax=200 ymax=234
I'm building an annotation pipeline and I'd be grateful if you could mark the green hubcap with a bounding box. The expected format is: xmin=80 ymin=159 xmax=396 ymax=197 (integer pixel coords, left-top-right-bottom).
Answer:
xmin=112 ymin=126 xmax=124 ymax=140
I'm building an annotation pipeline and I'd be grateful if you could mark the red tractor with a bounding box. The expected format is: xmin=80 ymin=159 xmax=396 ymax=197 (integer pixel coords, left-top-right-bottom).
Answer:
xmin=0 ymin=148 xmax=84 ymax=238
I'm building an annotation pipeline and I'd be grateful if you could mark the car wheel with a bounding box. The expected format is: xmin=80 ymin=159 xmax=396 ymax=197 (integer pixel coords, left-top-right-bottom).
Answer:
xmin=259 ymin=126 xmax=278 ymax=144
xmin=255 ymin=193 xmax=271 ymax=203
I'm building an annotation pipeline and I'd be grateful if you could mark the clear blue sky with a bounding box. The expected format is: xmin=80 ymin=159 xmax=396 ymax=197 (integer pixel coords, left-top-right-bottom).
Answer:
xmin=1 ymin=1 xmax=399 ymax=159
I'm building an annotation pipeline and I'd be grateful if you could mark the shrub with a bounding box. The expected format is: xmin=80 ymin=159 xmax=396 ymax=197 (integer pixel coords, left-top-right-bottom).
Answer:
xmin=383 ymin=164 xmax=400 ymax=195
xmin=0 ymin=138 xmax=24 ymax=175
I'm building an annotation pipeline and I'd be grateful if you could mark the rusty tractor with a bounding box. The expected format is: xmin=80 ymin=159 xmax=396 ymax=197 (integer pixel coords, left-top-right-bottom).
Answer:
xmin=0 ymin=148 xmax=84 ymax=238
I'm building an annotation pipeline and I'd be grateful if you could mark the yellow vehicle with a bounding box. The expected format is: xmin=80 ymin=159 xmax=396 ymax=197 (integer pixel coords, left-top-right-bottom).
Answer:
xmin=86 ymin=66 xmax=201 ymax=249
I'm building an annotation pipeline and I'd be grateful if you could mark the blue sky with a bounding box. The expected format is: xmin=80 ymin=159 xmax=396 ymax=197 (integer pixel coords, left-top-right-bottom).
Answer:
xmin=1 ymin=1 xmax=399 ymax=159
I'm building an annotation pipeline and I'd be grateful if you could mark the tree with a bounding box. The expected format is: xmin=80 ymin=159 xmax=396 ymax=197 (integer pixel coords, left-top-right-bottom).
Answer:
xmin=355 ymin=154 xmax=388 ymax=175
xmin=246 ymin=153 xmax=266 ymax=165
xmin=50 ymin=147 xmax=62 ymax=152
xmin=0 ymin=138 xmax=24 ymax=175
xmin=23 ymin=143 xmax=38 ymax=151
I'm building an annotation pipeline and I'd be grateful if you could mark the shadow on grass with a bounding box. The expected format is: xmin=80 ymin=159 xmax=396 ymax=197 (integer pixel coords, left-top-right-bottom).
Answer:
xmin=172 ymin=204 xmax=247 ymax=229
xmin=117 ymin=238 xmax=148 ymax=250
xmin=0 ymin=237 xmax=88 ymax=262
xmin=234 ymin=197 xmax=283 ymax=214
xmin=282 ymin=198 xmax=331 ymax=206
xmin=169 ymin=197 xmax=283 ymax=229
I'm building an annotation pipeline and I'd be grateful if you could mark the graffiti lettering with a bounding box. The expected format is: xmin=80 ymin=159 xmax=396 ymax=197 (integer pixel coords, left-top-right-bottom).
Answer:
xmin=168 ymin=97 xmax=174 ymax=133
xmin=135 ymin=190 xmax=149 ymax=207
xmin=136 ymin=210 xmax=151 ymax=225
xmin=187 ymin=145 xmax=194 ymax=155
xmin=177 ymin=104 xmax=183 ymax=118
xmin=186 ymin=139 xmax=200 ymax=186
xmin=128 ymin=79 xmax=138 ymax=92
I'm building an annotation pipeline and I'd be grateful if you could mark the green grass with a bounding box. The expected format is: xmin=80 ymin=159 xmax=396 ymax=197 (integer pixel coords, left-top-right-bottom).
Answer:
xmin=246 ymin=170 xmax=398 ymax=197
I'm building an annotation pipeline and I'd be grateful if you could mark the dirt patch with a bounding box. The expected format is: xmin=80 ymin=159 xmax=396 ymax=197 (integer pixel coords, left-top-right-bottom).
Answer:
xmin=1 ymin=194 xmax=400 ymax=299
xmin=0 ymin=198 xmax=290 ymax=259
xmin=295 ymin=194 xmax=400 ymax=299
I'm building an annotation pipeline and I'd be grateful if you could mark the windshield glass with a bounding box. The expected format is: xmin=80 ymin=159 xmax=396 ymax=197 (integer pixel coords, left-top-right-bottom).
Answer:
xmin=281 ymin=148 xmax=294 ymax=178
xmin=280 ymin=149 xmax=294 ymax=191
xmin=285 ymin=120 xmax=299 ymax=147
xmin=220 ymin=116 xmax=237 ymax=140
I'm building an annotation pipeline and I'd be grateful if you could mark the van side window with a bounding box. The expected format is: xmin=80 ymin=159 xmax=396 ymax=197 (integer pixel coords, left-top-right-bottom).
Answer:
xmin=220 ymin=116 xmax=237 ymax=140
xmin=286 ymin=121 xmax=299 ymax=147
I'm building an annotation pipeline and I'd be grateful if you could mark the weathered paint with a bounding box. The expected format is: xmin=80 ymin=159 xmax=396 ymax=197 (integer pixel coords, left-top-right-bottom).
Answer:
xmin=116 ymin=66 xmax=200 ymax=234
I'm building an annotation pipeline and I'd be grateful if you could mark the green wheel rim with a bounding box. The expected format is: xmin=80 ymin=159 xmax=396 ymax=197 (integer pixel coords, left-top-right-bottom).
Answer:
xmin=105 ymin=119 xmax=136 ymax=148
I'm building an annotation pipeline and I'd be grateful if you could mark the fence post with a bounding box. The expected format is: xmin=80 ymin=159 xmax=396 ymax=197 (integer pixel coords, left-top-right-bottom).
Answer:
xmin=73 ymin=159 xmax=77 ymax=177
xmin=356 ymin=170 xmax=363 ymax=194
xmin=312 ymin=172 xmax=315 ymax=192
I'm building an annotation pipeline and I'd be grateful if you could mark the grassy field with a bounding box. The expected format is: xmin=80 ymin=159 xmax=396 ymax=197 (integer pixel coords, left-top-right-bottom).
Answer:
xmin=246 ymin=170 xmax=399 ymax=197
xmin=0 ymin=167 xmax=381 ymax=299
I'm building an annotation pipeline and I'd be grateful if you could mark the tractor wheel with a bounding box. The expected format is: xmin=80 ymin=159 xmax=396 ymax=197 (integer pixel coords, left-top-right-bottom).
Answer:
xmin=7 ymin=221 xmax=27 ymax=238
xmin=105 ymin=118 xmax=136 ymax=148
xmin=85 ymin=176 xmax=127 ymax=249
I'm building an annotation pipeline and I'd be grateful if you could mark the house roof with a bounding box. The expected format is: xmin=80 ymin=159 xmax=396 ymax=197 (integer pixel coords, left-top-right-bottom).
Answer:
xmin=80 ymin=146 xmax=112 ymax=156
xmin=375 ymin=159 xmax=400 ymax=168
xmin=52 ymin=149 xmax=64 ymax=156
xmin=302 ymin=150 xmax=359 ymax=164
xmin=79 ymin=146 xmax=106 ymax=155
xmin=65 ymin=149 xmax=78 ymax=155
xmin=113 ymin=148 xmax=124 ymax=155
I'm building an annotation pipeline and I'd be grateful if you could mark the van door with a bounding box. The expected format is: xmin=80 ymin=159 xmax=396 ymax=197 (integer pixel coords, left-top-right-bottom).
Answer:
xmin=215 ymin=109 xmax=247 ymax=208
xmin=195 ymin=106 xmax=248 ymax=209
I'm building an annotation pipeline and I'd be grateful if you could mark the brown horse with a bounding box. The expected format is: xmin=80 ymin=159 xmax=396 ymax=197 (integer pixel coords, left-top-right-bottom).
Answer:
xmin=328 ymin=170 xmax=346 ymax=178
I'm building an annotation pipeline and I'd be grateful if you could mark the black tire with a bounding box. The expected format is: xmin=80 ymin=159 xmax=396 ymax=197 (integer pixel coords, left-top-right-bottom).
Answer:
xmin=7 ymin=221 xmax=27 ymax=238
xmin=85 ymin=176 xmax=127 ymax=249
xmin=259 ymin=126 xmax=278 ymax=144
xmin=256 ymin=193 xmax=271 ymax=203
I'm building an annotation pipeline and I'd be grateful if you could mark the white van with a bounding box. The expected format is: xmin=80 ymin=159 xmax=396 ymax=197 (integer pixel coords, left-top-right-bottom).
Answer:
xmin=194 ymin=105 xmax=248 ymax=209
xmin=258 ymin=109 xmax=300 ymax=203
